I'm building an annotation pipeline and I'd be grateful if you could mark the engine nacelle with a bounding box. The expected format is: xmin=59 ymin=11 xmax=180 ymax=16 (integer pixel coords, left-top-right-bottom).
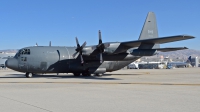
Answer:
xmin=103 ymin=43 xmax=120 ymax=54
xmin=131 ymin=49 xmax=157 ymax=56
xmin=104 ymin=48 xmax=115 ymax=54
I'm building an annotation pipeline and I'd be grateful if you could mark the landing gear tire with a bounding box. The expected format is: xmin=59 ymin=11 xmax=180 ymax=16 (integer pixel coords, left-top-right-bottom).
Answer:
xmin=73 ymin=73 xmax=81 ymax=77
xmin=25 ymin=72 xmax=32 ymax=78
xmin=82 ymin=72 xmax=91 ymax=77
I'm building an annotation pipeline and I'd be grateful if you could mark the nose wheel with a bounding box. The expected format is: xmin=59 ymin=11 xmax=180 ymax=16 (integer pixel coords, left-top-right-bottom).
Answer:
xmin=25 ymin=72 xmax=33 ymax=78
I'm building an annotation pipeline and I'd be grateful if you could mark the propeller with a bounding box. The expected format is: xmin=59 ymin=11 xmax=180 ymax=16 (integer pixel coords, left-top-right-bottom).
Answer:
xmin=73 ymin=37 xmax=87 ymax=64
xmin=96 ymin=30 xmax=110 ymax=63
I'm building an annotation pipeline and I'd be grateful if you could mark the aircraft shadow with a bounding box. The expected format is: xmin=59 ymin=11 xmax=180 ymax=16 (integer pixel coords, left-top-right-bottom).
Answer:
xmin=0 ymin=74 xmax=120 ymax=80
xmin=0 ymin=74 xmax=25 ymax=78
xmin=34 ymin=74 xmax=119 ymax=80
xmin=106 ymin=73 xmax=143 ymax=75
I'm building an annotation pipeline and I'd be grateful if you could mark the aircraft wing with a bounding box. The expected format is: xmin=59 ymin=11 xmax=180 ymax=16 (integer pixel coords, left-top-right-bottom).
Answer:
xmin=155 ymin=47 xmax=188 ymax=52
xmin=114 ymin=35 xmax=194 ymax=54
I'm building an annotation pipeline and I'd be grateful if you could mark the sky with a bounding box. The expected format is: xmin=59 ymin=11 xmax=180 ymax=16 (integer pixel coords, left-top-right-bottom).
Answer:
xmin=0 ymin=0 xmax=199 ymax=50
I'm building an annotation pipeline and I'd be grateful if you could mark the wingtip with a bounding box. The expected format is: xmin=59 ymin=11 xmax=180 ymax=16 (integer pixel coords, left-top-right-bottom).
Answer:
xmin=182 ymin=35 xmax=195 ymax=39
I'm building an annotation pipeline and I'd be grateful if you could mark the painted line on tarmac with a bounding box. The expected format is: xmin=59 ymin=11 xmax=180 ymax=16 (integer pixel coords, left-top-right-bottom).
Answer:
xmin=0 ymin=95 xmax=53 ymax=112
xmin=0 ymin=82 xmax=200 ymax=86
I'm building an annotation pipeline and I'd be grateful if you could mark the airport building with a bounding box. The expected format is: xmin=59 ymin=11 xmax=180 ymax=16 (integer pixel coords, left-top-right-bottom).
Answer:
xmin=138 ymin=62 xmax=165 ymax=69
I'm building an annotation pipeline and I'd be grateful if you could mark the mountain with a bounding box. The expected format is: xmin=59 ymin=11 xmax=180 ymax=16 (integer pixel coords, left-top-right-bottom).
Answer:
xmin=159 ymin=49 xmax=200 ymax=59
xmin=0 ymin=49 xmax=18 ymax=53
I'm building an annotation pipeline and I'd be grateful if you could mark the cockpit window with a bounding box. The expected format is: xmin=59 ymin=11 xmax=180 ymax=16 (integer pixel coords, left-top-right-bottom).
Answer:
xmin=20 ymin=49 xmax=30 ymax=55
xmin=15 ymin=49 xmax=31 ymax=58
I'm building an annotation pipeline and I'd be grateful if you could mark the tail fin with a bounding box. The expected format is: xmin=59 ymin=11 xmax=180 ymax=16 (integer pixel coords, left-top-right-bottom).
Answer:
xmin=186 ymin=56 xmax=192 ymax=64
xmin=138 ymin=12 xmax=160 ymax=48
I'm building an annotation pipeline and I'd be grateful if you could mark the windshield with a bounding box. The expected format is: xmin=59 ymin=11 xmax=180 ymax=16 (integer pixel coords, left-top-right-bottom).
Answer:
xmin=14 ymin=49 xmax=30 ymax=58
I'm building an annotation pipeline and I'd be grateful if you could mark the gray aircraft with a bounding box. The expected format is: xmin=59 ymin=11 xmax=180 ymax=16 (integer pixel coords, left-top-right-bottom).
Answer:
xmin=167 ymin=56 xmax=192 ymax=68
xmin=5 ymin=12 xmax=195 ymax=78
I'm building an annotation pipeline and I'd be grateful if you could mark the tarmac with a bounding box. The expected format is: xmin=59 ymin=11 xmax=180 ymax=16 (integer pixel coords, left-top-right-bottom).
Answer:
xmin=0 ymin=68 xmax=200 ymax=112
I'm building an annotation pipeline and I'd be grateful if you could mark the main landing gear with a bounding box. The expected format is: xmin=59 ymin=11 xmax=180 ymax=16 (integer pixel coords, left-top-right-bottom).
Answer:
xmin=25 ymin=72 xmax=32 ymax=78
xmin=25 ymin=72 xmax=104 ymax=78
xmin=73 ymin=73 xmax=103 ymax=77
xmin=73 ymin=72 xmax=91 ymax=77
xmin=82 ymin=72 xmax=91 ymax=77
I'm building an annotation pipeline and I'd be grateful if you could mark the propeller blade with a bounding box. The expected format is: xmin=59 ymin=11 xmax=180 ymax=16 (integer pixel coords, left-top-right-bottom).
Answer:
xmin=99 ymin=30 xmax=102 ymax=44
xmin=75 ymin=37 xmax=80 ymax=47
xmin=81 ymin=41 xmax=87 ymax=48
xmin=80 ymin=55 xmax=84 ymax=64
xmin=74 ymin=37 xmax=87 ymax=64
xmin=72 ymin=52 xmax=78 ymax=58
xmin=100 ymin=53 xmax=103 ymax=63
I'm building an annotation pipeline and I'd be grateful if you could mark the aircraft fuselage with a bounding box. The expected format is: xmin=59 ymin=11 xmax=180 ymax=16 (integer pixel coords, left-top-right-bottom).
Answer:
xmin=6 ymin=46 xmax=141 ymax=74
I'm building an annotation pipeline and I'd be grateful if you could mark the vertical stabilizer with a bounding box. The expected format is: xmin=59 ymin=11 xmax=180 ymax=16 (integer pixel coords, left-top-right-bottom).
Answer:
xmin=139 ymin=12 xmax=160 ymax=48
xmin=186 ymin=56 xmax=192 ymax=64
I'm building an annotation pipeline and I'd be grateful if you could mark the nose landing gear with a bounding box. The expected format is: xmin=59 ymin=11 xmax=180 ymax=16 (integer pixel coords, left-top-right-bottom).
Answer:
xmin=25 ymin=73 xmax=36 ymax=78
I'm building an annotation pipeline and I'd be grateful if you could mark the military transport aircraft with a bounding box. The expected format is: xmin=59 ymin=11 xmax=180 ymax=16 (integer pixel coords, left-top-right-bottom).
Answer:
xmin=5 ymin=12 xmax=195 ymax=78
xmin=167 ymin=56 xmax=192 ymax=68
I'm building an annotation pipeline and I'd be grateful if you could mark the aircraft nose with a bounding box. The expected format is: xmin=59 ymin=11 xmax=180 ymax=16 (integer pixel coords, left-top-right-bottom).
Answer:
xmin=5 ymin=58 xmax=18 ymax=70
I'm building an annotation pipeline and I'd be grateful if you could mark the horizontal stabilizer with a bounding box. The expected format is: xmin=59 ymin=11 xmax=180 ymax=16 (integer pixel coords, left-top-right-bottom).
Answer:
xmin=155 ymin=47 xmax=188 ymax=52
